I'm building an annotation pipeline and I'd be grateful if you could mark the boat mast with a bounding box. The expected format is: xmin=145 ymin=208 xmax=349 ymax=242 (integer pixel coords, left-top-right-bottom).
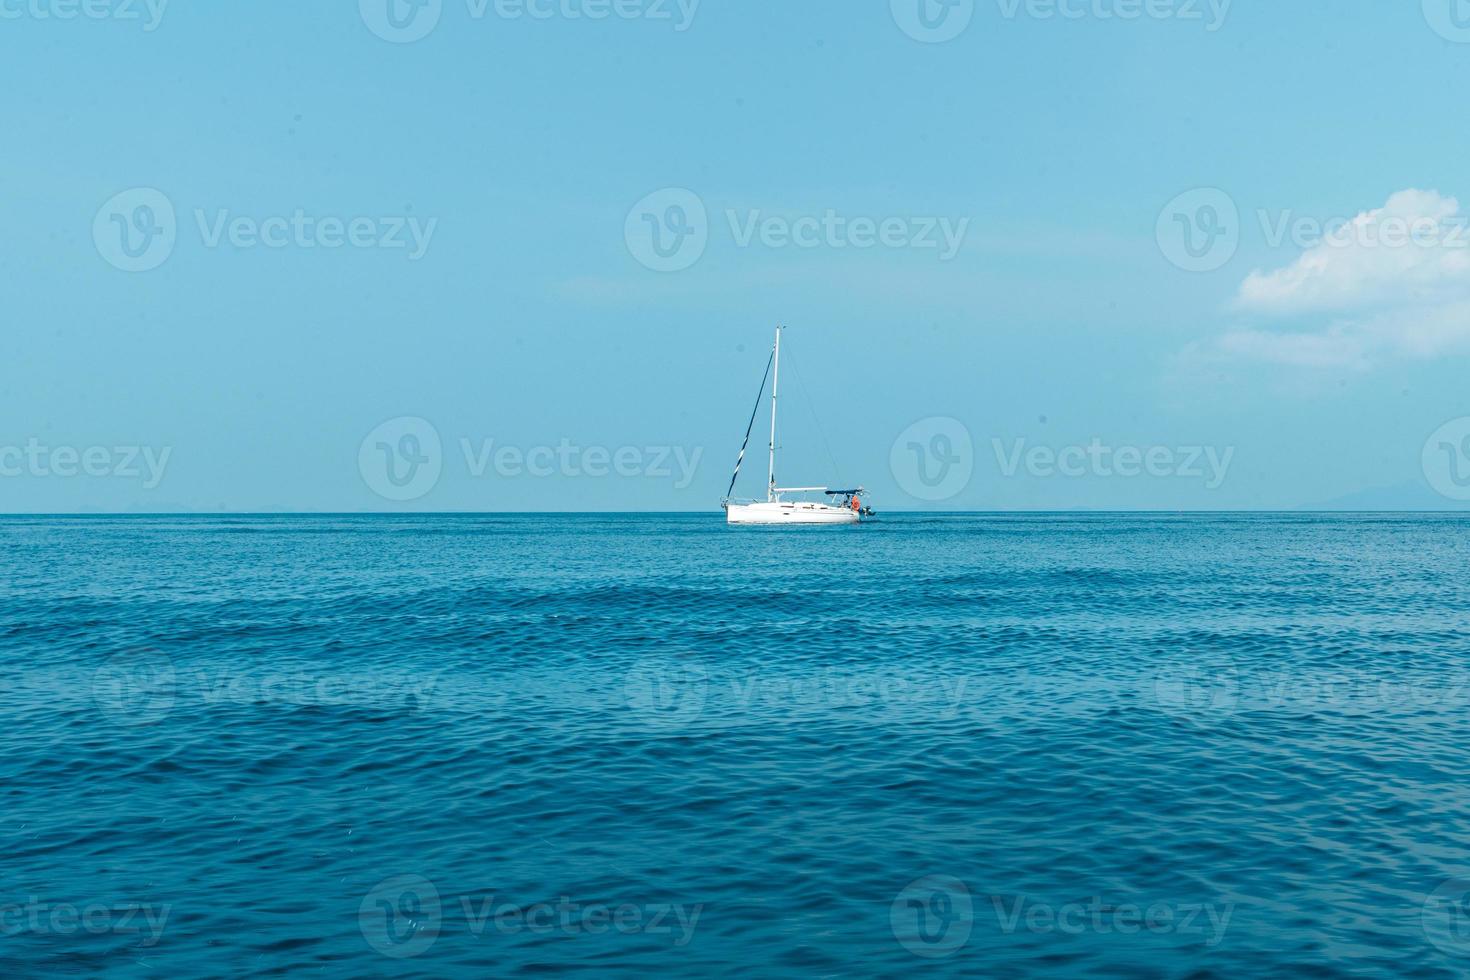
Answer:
xmin=767 ymin=324 xmax=781 ymax=501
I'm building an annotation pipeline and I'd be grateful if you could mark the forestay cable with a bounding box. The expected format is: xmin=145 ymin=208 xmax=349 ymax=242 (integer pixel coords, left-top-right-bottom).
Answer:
xmin=724 ymin=348 xmax=775 ymax=501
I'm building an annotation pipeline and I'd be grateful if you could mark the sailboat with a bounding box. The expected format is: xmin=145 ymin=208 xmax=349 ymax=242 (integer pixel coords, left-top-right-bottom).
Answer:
xmin=722 ymin=325 xmax=872 ymax=525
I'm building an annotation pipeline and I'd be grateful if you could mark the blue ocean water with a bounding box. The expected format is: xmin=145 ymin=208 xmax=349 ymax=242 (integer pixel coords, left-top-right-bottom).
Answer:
xmin=4 ymin=513 xmax=1470 ymax=978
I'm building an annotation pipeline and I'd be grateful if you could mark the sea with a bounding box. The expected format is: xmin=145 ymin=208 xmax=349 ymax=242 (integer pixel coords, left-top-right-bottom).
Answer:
xmin=3 ymin=513 xmax=1470 ymax=978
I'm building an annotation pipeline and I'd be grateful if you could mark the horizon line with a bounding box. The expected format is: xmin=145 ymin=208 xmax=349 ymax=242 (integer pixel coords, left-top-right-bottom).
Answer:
xmin=2 ymin=509 xmax=1469 ymax=518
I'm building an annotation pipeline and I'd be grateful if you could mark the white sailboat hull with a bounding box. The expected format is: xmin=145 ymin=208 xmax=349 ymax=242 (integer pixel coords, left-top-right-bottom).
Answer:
xmin=725 ymin=501 xmax=860 ymax=525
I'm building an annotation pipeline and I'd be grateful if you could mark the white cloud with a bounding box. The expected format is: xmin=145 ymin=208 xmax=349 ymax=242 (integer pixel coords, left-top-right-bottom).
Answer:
xmin=1194 ymin=189 xmax=1470 ymax=369
xmin=1212 ymin=325 xmax=1371 ymax=370
xmin=1238 ymin=189 xmax=1470 ymax=314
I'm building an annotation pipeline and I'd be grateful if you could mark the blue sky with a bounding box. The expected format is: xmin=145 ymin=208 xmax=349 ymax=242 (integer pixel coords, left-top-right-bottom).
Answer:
xmin=4 ymin=0 xmax=1470 ymax=511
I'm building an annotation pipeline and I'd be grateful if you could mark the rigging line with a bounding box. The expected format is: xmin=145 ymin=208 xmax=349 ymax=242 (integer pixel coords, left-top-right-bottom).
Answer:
xmin=783 ymin=338 xmax=843 ymax=484
xmin=725 ymin=347 xmax=775 ymax=501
